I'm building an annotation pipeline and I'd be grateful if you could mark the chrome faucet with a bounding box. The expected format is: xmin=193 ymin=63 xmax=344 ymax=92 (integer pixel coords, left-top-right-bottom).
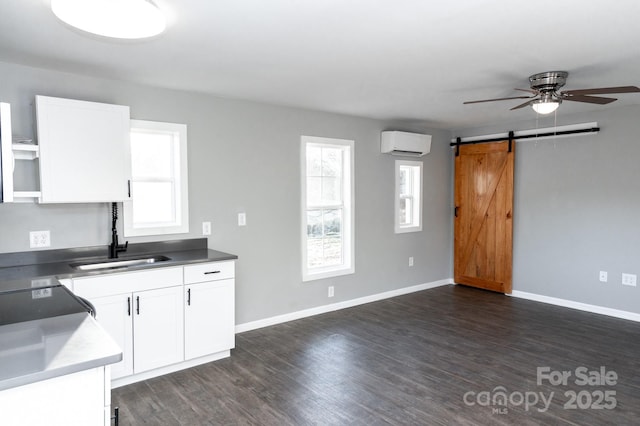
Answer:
xmin=109 ymin=202 xmax=128 ymax=259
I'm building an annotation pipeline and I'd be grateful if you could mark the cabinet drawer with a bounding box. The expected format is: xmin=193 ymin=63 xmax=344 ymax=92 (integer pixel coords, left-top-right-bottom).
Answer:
xmin=184 ymin=261 xmax=234 ymax=284
xmin=73 ymin=266 xmax=183 ymax=299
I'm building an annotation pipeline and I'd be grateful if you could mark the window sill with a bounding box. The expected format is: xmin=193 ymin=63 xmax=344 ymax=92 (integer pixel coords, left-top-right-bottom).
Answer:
xmin=394 ymin=225 xmax=423 ymax=234
xmin=302 ymin=266 xmax=354 ymax=282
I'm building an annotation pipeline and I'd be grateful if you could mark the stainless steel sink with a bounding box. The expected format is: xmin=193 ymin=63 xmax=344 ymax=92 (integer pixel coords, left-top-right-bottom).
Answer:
xmin=70 ymin=255 xmax=171 ymax=271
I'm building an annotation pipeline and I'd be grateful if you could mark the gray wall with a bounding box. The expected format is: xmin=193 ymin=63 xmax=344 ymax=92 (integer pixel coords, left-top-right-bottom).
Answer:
xmin=453 ymin=105 xmax=640 ymax=314
xmin=0 ymin=61 xmax=453 ymax=324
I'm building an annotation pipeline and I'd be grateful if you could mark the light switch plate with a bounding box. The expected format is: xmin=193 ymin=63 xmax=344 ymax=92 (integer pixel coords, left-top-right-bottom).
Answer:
xmin=238 ymin=213 xmax=246 ymax=226
xmin=622 ymin=273 xmax=637 ymax=287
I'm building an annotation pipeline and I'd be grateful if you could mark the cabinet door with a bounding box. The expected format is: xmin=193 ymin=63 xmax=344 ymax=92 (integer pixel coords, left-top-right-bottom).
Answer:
xmin=0 ymin=367 xmax=106 ymax=426
xmin=92 ymin=294 xmax=134 ymax=379
xmin=133 ymin=286 xmax=184 ymax=373
xmin=36 ymin=95 xmax=131 ymax=203
xmin=184 ymin=279 xmax=235 ymax=360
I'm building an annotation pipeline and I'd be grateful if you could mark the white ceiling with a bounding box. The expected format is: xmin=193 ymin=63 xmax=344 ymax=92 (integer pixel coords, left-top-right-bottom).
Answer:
xmin=1 ymin=0 xmax=640 ymax=129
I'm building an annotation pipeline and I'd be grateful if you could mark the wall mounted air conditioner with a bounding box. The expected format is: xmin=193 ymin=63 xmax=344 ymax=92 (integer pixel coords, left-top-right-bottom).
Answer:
xmin=381 ymin=131 xmax=431 ymax=157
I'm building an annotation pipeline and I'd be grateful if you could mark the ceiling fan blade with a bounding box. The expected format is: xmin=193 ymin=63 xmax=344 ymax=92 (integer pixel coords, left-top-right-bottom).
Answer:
xmin=514 ymin=88 xmax=537 ymax=94
xmin=561 ymin=94 xmax=617 ymax=105
xmin=464 ymin=95 xmax=533 ymax=105
xmin=562 ymin=86 xmax=640 ymax=96
xmin=510 ymin=99 xmax=537 ymax=110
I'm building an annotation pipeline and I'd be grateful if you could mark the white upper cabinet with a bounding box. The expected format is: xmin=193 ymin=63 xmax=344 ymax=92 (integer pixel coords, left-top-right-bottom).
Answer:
xmin=36 ymin=95 xmax=132 ymax=203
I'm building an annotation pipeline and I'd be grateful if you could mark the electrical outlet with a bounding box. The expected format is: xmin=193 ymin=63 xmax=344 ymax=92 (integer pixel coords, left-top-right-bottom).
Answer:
xmin=622 ymin=273 xmax=637 ymax=287
xmin=409 ymin=256 xmax=414 ymax=267
xmin=31 ymin=288 xmax=52 ymax=299
xmin=238 ymin=213 xmax=246 ymax=226
xmin=29 ymin=230 xmax=50 ymax=248
xmin=328 ymin=286 xmax=334 ymax=298
xmin=202 ymin=221 xmax=212 ymax=236
xmin=599 ymin=271 xmax=608 ymax=282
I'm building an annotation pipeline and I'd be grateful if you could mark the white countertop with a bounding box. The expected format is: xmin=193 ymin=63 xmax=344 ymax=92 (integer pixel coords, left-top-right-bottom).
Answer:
xmin=0 ymin=312 xmax=122 ymax=391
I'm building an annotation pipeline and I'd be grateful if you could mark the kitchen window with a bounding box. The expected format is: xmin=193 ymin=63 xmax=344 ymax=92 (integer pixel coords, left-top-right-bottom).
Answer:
xmin=395 ymin=160 xmax=422 ymax=233
xmin=301 ymin=136 xmax=354 ymax=281
xmin=124 ymin=120 xmax=188 ymax=237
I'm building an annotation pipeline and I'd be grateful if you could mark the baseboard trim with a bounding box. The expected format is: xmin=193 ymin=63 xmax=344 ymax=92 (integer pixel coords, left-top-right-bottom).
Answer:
xmin=110 ymin=350 xmax=231 ymax=389
xmin=235 ymin=279 xmax=453 ymax=334
xmin=510 ymin=290 xmax=640 ymax=323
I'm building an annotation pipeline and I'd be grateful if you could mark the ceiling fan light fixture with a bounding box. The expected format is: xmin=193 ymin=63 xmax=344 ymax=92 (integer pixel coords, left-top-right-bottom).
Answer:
xmin=531 ymin=100 xmax=560 ymax=115
xmin=51 ymin=0 xmax=166 ymax=39
xmin=531 ymin=92 xmax=560 ymax=115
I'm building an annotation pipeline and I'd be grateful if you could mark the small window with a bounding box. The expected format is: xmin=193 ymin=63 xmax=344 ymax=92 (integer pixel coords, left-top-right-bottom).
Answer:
xmin=124 ymin=120 xmax=188 ymax=237
xmin=301 ymin=136 xmax=354 ymax=281
xmin=395 ymin=160 xmax=422 ymax=233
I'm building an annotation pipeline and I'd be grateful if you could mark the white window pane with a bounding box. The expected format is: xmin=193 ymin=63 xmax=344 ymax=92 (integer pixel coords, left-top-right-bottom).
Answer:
xmin=131 ymin=131 xmax=174 ymax=178
xmin=322 ymin=147 xmax=342 ymax=177
xmin=307 ymin=238 xmax=323 ymax=268
xmin=307 ymin=146 xmax=322 ymax=176
xmin=321 ymin=176 xmax=342 ymax=204
xmin=132 ymin=182 xmax=174 ymax=225
xmin=307 ymin=177 xmax=322 ymax=206
xmin=324 ymin=208 xmax=342 ymax=236
xmin=323 ymin=209 xmax=342 ymax=265
xmin=399 ymin=167 xmax=410 ymax=196
xmin=322 ymin=236 xmax=342 ymax=266
xmin=306 ymin=210 xmax=323 ymax=238
xmin=306 ymin=208 xmax=343 ymax=268
xmin=400 ymin=198 xmax=412 ymax=225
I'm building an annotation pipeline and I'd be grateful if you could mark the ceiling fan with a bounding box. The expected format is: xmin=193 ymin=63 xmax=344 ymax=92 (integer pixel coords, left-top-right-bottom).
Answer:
xmin=464 ymin=71 xmax=640 ymax=114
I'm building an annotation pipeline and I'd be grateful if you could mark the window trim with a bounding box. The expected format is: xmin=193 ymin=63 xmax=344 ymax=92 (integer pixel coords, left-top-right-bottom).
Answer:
xmin=301 ymin=136 xmax=355 ymax=282
xmin=124 ymin=119 xmax=189 ymax=237
xmin=394 ymin=159 xmax=423 ymax=233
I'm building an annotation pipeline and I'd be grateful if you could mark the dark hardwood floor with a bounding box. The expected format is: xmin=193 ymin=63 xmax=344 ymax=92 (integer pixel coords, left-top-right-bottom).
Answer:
xmin=112 ymin=285 xmax=640 ymax=425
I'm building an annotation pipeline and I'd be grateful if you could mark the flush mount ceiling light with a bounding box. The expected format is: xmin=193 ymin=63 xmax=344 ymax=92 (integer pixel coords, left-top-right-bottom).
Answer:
xmin=51 ymin=0 xmax=166 ymax=39
xmin=531 ymin=92 xmax=560 ymax=115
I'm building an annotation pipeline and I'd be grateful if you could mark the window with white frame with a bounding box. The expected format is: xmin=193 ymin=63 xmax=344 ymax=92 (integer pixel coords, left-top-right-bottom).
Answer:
xmin=301 ymin=136 xmax=354 ymax=281
xmin=124 ymin=120 xmax=189 ymax=237
xmin=395 ymin=160 xmax=422 ymax=233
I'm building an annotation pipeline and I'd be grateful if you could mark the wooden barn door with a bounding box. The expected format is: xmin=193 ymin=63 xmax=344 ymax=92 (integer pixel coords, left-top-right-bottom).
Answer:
xmin=454 ymin=141 xmax=514 ymax=294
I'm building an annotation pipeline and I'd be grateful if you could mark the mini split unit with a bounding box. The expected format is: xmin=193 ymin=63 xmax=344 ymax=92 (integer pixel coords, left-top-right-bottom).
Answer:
xmin=381 ymin=131 xmax=431 ymax=157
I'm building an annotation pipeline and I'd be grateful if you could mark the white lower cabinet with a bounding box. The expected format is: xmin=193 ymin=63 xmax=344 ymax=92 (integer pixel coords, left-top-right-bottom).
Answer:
xmin=91 ymin=294 xmax=134 ymax=379
xmin=0 ymin=366 xmax=109 ymax=426
xmin=73 ymin=261 xmax=235 ymax=386
xmin=185 ymin=279 xmax=234 ymax=360
xmin=91 ymin=286 xmax=184 ymax=379
xmin=133 ymin=286 xmax=184 ymax=372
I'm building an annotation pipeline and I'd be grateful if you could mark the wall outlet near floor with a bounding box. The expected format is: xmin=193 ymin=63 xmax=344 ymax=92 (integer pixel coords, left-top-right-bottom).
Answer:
xmin=29 ymin=230 xmax=50 ymax=248
xmin=599 ymin=271 xmax=608 ymax=282
xmin=202 ymin=221 xmax=212 ymax=236
xmin=328 ymin=286 xmax=335 ymax=298
xmin=409 ymin=256 xmax=414 ymax=267
xmin=622 ymin=273 xmax=637 ymax=287
xmin=238 ymin=212 xmax=246 ymax=226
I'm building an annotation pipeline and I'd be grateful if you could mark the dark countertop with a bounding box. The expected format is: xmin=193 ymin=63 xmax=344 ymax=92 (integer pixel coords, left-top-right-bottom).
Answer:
xmin=0 ymin=285 xmax=90 ymax=326
xmin=0 ymin=239 xmax=238 ymax=293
